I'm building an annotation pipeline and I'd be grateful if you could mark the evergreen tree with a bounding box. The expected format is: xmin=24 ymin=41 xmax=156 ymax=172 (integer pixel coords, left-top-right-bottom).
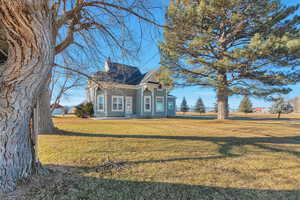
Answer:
xmin=155 ymin=68 xmax=175 ymax=90
xmin=195 ymin=97 xmax=206 ymax=113
xmin=270 ymin=97 xmax=294 ymax=119
xmin=75 ymin=102 xmax=94 ymax=118
xmin=160 ymin=0 xmax=300 ymax=120
xmin=239 ymin=96 xmax=253 ymax=113
xmin=180 ymin=97 xmax=189 ymax=114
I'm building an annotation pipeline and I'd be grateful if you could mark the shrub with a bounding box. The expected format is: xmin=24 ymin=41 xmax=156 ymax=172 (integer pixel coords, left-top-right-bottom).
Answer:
xmin=75 ymin=102 xmax=94 ymax=118
xmin=84 ymin=102 xmax=94 ymax=117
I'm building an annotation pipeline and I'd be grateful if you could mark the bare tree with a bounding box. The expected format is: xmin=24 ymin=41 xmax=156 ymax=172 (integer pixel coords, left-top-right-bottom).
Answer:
xmin=36 ymin=0 xmax=162 ymax=134
xmin=0 ymin=0 xmax=162 ymax=192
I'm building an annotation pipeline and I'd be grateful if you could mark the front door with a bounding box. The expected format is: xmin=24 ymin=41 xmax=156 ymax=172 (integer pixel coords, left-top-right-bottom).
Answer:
xmin=125 ymin=96 xmax=133 ymax=115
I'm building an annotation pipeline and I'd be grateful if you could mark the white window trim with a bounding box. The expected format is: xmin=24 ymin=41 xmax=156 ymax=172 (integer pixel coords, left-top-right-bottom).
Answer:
xmin=125 ymin=96 xmax=133 ymax=114
xmin=97 ymin=94 xmax=105 ymax=112
xmin=156 ymin=96 xmax=164 ymax=112
xmin=144 ymin=96 xmax=151 ymax=112
xmin=157 ymin=88 xmax=164 ymax=92
xmin=112 ymin=96 xmax=124 ymax=112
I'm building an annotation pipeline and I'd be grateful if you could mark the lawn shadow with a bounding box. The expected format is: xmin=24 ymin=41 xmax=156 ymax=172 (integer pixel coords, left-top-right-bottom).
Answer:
xmin=48 ymin=130 xmax=300 ymax=145
xmin=6 ymin=165 xmax=300 ymax=200
xmin=41 ymin=129 xmax=300 ymax=161
xmin=174 ymin=115 xmax=293 ymax=121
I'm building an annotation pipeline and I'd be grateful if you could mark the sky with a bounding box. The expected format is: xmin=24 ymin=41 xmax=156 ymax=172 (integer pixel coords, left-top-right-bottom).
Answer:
xmin=57 ymin=0 xmax=300 ymax=109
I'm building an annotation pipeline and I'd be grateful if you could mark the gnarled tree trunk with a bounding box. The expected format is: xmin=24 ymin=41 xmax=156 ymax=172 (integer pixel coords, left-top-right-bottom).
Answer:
xmin=0 ymin=1 xmax=53 ymax=192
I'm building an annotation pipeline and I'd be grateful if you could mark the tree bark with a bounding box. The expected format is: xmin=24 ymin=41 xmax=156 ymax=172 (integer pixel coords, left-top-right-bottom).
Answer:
xmin=217 ymin=88 xmax=229 ymax=120
xmin=277 ymin=112 xmax=281 ymax=119
xmin=216 ymin=72 xmax=229 ymax=120
xmin=35 ymin=80 xmax=55 ymax=134
xmin=0 ymin=1 xmax=53 ymax=192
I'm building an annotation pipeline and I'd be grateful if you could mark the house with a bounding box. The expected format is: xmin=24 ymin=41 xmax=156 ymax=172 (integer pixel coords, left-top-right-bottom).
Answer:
xmin=51 ymin=103 xmax=66 ymax=115
xmin=288 ymin=96 xmax=300 ymax=113
xmin=253 ymin=107 xmax=270 ymax=113
xmin=86 ymin=59 xmax=176 ymax=118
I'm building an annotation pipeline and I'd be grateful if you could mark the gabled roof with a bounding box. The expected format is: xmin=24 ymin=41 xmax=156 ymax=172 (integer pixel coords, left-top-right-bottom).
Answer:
xmin=140 ymin=68 xmax=161 ymax=85
xmin=93 ymin=60 xmax=160 ymax=86
xmin=51 ymin=104 xmax=65 ymax=109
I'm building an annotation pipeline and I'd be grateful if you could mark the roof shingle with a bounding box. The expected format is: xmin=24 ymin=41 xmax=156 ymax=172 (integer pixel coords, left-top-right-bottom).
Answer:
xmin=93 ymin=61 xmax=145 ymax=85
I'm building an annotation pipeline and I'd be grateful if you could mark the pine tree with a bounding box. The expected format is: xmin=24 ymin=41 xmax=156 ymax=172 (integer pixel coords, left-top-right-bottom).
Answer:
xmin=239 ymin=96 xmax=253 ymax=113
xmin=180 ymin=97 xmax=189 ymax=114
xmin=195 ymin=97 xmax=205 ymax=113
xmin=155 ymin=68 xmax=175 ymax=90
xmin=271 ymin=97 xmax=294 ymax=119
xmin=160 ymin=0 xmax=300 ymax=120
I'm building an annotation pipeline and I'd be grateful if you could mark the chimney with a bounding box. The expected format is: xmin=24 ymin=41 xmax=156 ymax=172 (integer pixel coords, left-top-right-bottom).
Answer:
xmin=104 ymin=57 xmax=111 ymax=72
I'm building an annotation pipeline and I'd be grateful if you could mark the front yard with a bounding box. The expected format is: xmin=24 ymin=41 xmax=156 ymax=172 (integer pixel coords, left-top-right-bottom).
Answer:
xmin=7 ymin=114 xmax=300 ymax=199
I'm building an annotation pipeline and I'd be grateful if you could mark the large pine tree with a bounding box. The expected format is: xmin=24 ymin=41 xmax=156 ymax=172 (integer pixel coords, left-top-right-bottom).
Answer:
xmin=195 ymin=97 xmax=206 ymax=113
xmin=160 ymin=0 xmax=300 ymax=119
xmin=239 ymin=96 xmax=253 ymax=113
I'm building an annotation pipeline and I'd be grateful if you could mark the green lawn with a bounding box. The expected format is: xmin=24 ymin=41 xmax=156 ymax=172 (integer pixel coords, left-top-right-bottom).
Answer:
xmin=8 ymin=113 xmax=300 ymax=199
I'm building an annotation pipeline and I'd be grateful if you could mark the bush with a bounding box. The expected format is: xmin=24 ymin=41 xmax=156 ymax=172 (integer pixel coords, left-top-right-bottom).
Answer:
xmin=75 ymin=102 xmax=94 ymax=118
xmin=85 ymin=102 xmax=94 ymax=117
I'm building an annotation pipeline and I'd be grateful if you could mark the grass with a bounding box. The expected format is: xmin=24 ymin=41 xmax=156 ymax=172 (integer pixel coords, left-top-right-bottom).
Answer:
xmin=6 ymin=113 xmax=300 ymax=199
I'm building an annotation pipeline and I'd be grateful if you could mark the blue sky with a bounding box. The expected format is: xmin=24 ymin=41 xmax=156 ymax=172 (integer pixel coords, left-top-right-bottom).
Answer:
xmin=57 ymin=0 xmax=300 ymax=109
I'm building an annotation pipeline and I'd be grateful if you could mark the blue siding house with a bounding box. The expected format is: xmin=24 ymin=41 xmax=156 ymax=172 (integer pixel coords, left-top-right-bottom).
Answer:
xmin=86 ymin=59 xmax=176 ymax=118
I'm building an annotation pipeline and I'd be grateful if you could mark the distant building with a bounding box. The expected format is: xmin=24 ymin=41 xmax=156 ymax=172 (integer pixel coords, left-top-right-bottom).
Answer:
xmin=51 ymin=104 xmax=66 ymax=115
xmin=68 ymin=106 xmax=76 ymax=114
xmin=288 ymin=96 xmax=300 ymax=113
xmin=253 ymin=107 xmax=270 ymax=113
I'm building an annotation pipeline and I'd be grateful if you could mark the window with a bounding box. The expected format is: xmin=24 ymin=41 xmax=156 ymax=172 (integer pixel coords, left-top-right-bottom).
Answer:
xmin=144 ymin=96 xmax=151 ymax=112
xmin=156 ymin=97 xmax=164 ymax=112
xmin=97 ymin=95 xmax=105 ymax=112
xmin=168 ymin=102 xmax=174 ymax=110
xmin=112 ymin=96 xmax=124 ymax=112
xmin=125 ymin=96 xmax=133 ymax=113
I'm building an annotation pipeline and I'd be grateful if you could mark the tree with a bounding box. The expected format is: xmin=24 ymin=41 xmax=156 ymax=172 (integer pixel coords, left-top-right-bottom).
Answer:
xmin=0 ymin=0 xmax=161 ymax=192
xmin=270 ymin=97 xmax=294 ymax=119
xmin=239 ymin=96 xmax=253 ymax=113
xmin=160 ymin=0 xmax=300 ymax=120
xmin=195 ymin=97 xmax=205 ymax=113
xmin=155 ymin=68 xmax=175 ymax=91
xmin=180 ymin=97 xmax=189 ymax=114
xmin=213 ymin=103 xmax=218 ymax=113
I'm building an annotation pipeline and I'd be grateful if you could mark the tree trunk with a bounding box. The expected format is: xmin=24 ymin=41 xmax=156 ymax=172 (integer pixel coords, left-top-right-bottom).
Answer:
xmin=217 ymin=88 xmax=229 ymax=120
xmin=277 ymin=112 xmax=281 ymax=119
xmin=0 ymin=1 xmax=53 ymax=192
xmin=35 ymin=80 xmax=55 ymax=134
